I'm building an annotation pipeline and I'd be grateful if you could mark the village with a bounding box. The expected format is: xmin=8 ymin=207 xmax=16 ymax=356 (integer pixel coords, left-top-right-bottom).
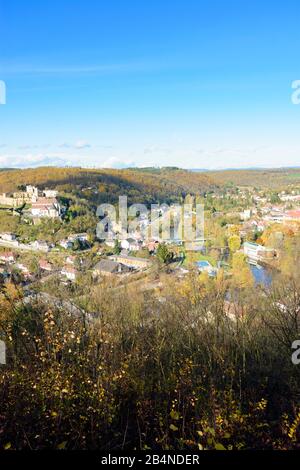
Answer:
xmin=0 ymin=183 xmax=300 ymax=299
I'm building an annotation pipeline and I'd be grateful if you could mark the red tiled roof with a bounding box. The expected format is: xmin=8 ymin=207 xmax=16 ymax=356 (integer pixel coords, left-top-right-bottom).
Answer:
xmin=39 ymin=259 xmax=52 ymax=269
xmin=32 ymin=198 xmax=57 ymax=209
xmin=62 ymin=266 xmax=77 ymax=274
xmin=0 ymin=251 xmax=15 ymax=258
xmin=286 ymin=210 xmax=300 ymax=219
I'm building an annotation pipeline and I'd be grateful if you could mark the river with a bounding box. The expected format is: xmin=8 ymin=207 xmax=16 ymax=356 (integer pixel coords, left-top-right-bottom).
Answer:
xmin=250 ymin=264 xmax=273 ymax=288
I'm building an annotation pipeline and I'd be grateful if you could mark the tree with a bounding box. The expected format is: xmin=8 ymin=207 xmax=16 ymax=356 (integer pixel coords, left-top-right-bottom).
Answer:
xmin=270 ymin=193 xmax=280 ymax=204
xmin=113 ymin=239 xmax=121 ymax=255
xmin=231 ymin=252 xmax=254 ymax=289
xmin=29 ymin=257 xmax=40 ymax=276
xmin=227 ymin=225 xmax=241 ymax=236
xmin=228 ymin=234 xmax=241 ymax=253
xmin=72 ymin=239 xmax=82 ymax=251
xmin=156 ymin=243 xmax=174 ymax=264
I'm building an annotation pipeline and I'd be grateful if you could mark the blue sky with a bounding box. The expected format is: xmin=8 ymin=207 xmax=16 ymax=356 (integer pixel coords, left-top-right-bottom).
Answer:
xmin=0 ymin=0 xmax=300 ymax=169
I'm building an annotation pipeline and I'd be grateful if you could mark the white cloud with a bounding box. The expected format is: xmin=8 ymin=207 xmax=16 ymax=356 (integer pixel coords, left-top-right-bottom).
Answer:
xmin=0 ymin=152 xmax=136 ymax=170
xmin=75 ymin=140 xmax=91 ymax=149
xmin=0 ymin=153 xmax=72 ymax=168
xmin=58 ymin=140 xmax=91 ymax=150
xmin=18 ymin=144 xmax=51 ymax=150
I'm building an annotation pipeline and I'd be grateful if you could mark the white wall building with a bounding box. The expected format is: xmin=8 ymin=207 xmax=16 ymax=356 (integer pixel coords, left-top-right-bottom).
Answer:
xmin=61 ymin=266 xmax=77 ymax=281
xmin=31 ymin=198 xmax=61 ymax=218
xmin=0 ymin=233 xmax=16 ymax=242
xmin=43 ymin=189 xmax=58 ymax=198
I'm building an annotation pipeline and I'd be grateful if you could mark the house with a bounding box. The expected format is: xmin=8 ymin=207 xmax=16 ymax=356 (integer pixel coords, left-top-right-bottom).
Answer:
xmin=30 ymin=240 xmax=50 ymax=252
xmin=39 ymin=259 xmax=53 ymax=272
xmin=26 ymin=185 xmax=39 ymax=198
xmin=15 ymin=263 xmax=31 ymax=277
xmin=264 ymin=212 xmax=285 ymax=223
xmin=120 ymin=238 xmax=141 ymax=252
xmin=0 ymin=252 xmax=16 ymax=264
xmin=280 ymin=194 xmax=300 ymax=202
xmin=31 ymin=198 xmax=61 ymax=218
xmin=239 ymin=219 xmax=266 ymax=238
xmin=185 ymin=241 xmax=205 ymax=252
xmin=254 ymin=195 xmax=267 ymax=204
xmin=43 ymin=189 xmax=58 ymax=198
xmin=284 ymin=210 xmax=300 ymax=222
xmin=68 ymin=233 xmax=89 ymax=243
xmin=0 ymin=233 xmax=19 ymax=248
xmin=66 ymin=255 xmax=76 ymax=265
xmin=61 ymin=265 xmax=78 ymax=281
xmin=240 ymin=209 xmax=252 ymax=221
xmin=243 ymin=242 xmax=262 ymax=261
xmin=104 ymin=239 xmax=117 ymax=248
xmin=249 ymin=219 xmax=267 ymax=232
xmin=0 ymin=233 xmax=16 ymax=242
xmin=243 ymin=242 xmax=276 ymax=262
xmin=145 ymin=240 xmax=159 ymax=254
xmin=93 ymin=259 xmax=128 ymax=276
xmin=59 ymin=239 xmax=73 ymax=250
xmin=109 ymin=254 xmax=151 ymax=270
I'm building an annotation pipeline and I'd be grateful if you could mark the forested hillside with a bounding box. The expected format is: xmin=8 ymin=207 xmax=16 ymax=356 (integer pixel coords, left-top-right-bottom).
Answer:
xmin=3 ymin=166 xmax=300 ymax=198
xmin=206 ymin=168 xmax=300 ymax=189
xmin=0 ymin=167 xmax=217 ymax=205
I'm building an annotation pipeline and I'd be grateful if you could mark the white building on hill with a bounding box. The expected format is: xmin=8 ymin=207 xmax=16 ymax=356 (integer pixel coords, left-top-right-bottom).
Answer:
xmin=31 ymin=198 xmax=61 ymax=218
